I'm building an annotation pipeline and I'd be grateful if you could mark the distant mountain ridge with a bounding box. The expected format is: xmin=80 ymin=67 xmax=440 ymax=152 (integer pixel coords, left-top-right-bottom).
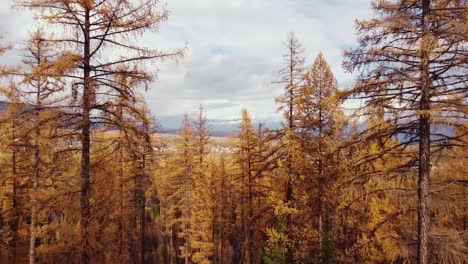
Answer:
xmin=0 ymin=101 xmax=241 ymax=137
xmin=1 ymin=102 xmax=455 ymax=139
xmin=0 ymin=101 xmax=7 ymax=111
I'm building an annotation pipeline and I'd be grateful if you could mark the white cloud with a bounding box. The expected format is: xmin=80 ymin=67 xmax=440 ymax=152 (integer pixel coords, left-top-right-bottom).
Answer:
xmin=0 ymin=0 xmax=373 ymax=129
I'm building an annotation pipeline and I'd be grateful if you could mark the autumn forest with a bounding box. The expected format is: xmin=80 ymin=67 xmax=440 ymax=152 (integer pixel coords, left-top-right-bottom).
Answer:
xmin=0 ymin=0 xmax=466 ymax=263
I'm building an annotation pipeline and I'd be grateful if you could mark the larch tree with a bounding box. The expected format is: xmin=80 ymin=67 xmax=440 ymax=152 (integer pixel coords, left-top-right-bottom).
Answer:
xmin=18 ymin=29 xmax=76 ymax=264
xmin=335 ymin=116 xmax=415 ymax=263
xmin=276 ymin=31 xmax=305 ymax=132
xmin=0 ymin=84 xmax=26 ymax=263
xmin=297 ymin=53 xmax=343 ymax=263
xmin=0 ymin=1 xmax=466 ymax=263
xmin=234 ymin=109 xmax=277 ymax=264
xmin=213 ymin=152 xmax=229 ymax=263
xmin=211 ymin=151 xmax=240 ymax=264
xmin=24 ymin=30 xmax=49 ymax=264
xmin=159 ymin=114 xmax=196 ymax=263
xmin=108 ymin=69 xmax=155 ymax=263
xmin=132 ymin=105 xmax=153 ymax=264
xmin=236 ymin=109 xmax=258 ymax=264
xmin=103 ymin=68 xmax=153 ymax=263
xmin=274 ymin=31 xmax=306 ymax=262
xmin=0 ymin=37 xmax=10 ymax=259
xmin=190 ymin=105 xmax=215 ymax=263
xmin=18 ymin=30 xmax=47 ymax=264
xmin=0 ymin=37 xmax=71 ymax=263
xmin=343 ymin=0 xmax=467 ymax=263
xmin=16 ymin=0 xmax=184 ymax=262
xmin=179 ymin=114 xmax=196 ymax=264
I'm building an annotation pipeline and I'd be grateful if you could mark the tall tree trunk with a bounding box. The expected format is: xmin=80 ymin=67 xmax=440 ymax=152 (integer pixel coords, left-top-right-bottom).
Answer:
xmin=285 ymin=39 xmax=295 ymax=264
xmin=318 ymin=80 xmax=325 ymax=263
xmin=30 ymin=41 xmax=42 ymax=264
xmin=140 ymin=153 xmax=146 ymax=264
xmin=11 ymin=119 xmax=19 ymax=264
xmin=81 ymin=6 xmax=92 ymax=264
xmin=119 ymin=140 xmax=124 ymax=263
xmin=184 ymin=159 xmax=190 ymax=264
xmin=240 ymin=149 xmax=246 ymax=264
xmin=288 ymin=40 xmax=295 ymax=133
xmin=169 ymin=222 xmax=175 ymax=264
xmin=131 ymin=159 xmax=138 ymax=264
xmin=418 ymin=0 xmax=431 ymax=263
xmin=30 ymin=139 xmax=39 ymax=264
xmin=247 ymin=158 xmax=253 ymax=264
xmin=318 ymin=158 xmax=323 ymax=263
xmin=220 ymin=157 xmax=226 ymax=264
xmin=211 ymin=175 xmax=217 ymax=263
xmin=164 ymin=214 xmax=171 ymax=264
xmin=29 ymin=101 xmax=40 ymax=264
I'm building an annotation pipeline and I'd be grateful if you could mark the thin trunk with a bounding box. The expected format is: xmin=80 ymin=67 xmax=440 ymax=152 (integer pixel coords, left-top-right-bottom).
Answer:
xmin=184 ymin=153 xmax=190 ymax=264
xmin=29 ymin=100 xmax=40 ymax=264
xmin=285 ymin=39 xmax=295 ymax=264
xmin=211 ymin=175 xmax=216 ymax=263
xmin=418 ymin=1 xmax=431 ymax=263
xmin=119 ymin=140 xmax=124 ymax=263
xmin=220 ymin=177 xmax=225 ymax=264
xmin=317 ymin=80 xmax=324 ymax=263
xmin=11 ymin=118 xmax=19 ymax=264
xmin=164 ymin=213 xmax=171 ymax=264
xmin=288 ymin=40 xmax=294 ymax=132
xmin=318 ymin=158 xmax=323 ymax=263
xmin=169 ymin=222 xmax=174 ymax=264
xmin=80 ymin=5 xmax=92 ymax=264
xmin=29 ymin=150 xmax=38 ymax=264
xmin=132 ymin=159 xmax=138 ymax=263
xmin=247 ymin=153 xmax=253 ymax=264
xmin=240 ymin=148 xmax=246 ymax=264
xmin=30 ymin=40 xmax=42 ymax=264
xmin=220 ymin=156 xmax=226 ymax=264
xmin=341 ymin=210 xmax=348 ymax=254
xmin=140 ymin=154 xmax=146 ymax=264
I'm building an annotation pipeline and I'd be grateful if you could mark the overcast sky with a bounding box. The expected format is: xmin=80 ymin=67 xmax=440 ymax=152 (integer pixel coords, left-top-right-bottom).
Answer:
xmin=0 ymin=0 xmax=373 ymax=130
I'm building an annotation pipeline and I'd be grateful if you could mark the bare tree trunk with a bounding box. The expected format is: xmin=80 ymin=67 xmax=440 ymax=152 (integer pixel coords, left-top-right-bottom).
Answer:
xmin=169 ymin=223 xmax=174 ymax=264
xmin=318 ymin=158 xmax=323 ymax=263
xmin=220 ymin=213 xmax=224 ymax=264
xmin=247 ymin=158 xmax=253 ymax=264
xmin=29 ymin=168 xmax=37 ymax=264
xmin=81 ymin=6 xmax=92 ymax=264
xmin=164 ymin=216 xmax=170 ymax=264
xmin=285 ymin=38 xmax=296 ymax=264
xmin=239 ymin=148 xmax=246 ymax=264
xmin=184 ymin=159 xmax=190 ymax=264
xmin=220 ymin=157 xmax=226 ymax=264
xmin=119 ymin=140 xmax=124 ymax=263
xmin=131 ymin=161 xmax=138 ymax=264
xmin=29 ymin=103 xmax=40 ymax=264
xmin=211 ymin=175 xmax=217 ymax=264
xmin=418 ymin=1 xmax=431 ymax=263
xmin=11 ymin=120 xmax=19 ymax=264
xmin=30 ymin=40 xmax=43 ymax=264
xmin=317 ymin=80 xmax=325 ymax=263
xmin=140 ymin=154 xmax=146 ymax=264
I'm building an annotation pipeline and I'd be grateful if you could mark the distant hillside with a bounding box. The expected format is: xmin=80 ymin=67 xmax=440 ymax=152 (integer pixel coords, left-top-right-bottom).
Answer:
xmin=0 ymin=101 xmax=35 ymax=113
xmin=157 ymin=115 xmax=281 ymax=137
xmin=158 ymin=128 xmax=234 ymax=137
xmin=0 ymin=101 xmax=7 ymax=111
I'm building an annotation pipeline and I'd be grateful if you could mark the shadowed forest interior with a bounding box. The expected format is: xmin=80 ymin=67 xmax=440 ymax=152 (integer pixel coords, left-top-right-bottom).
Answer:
xmin=0 ymin=0 xmax=466 ymax=263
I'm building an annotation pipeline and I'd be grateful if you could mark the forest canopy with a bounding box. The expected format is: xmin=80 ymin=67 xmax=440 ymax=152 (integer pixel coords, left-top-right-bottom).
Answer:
xmin=0 ymin=0 xmax=466 ymax=264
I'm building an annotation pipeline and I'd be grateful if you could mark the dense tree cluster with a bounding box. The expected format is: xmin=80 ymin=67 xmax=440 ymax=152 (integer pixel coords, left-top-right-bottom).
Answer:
xmin=0 ymin=0 xmax=466 ymax=263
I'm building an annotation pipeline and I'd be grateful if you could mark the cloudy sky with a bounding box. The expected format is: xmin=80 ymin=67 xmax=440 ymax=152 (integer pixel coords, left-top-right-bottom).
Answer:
xmin=0 ymin=0 xmax=373 ymax=131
